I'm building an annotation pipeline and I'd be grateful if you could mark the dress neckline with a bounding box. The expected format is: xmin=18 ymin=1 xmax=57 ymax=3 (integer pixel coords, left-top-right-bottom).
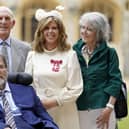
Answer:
xmin=44 ymin=47 xmax=58 ymax=54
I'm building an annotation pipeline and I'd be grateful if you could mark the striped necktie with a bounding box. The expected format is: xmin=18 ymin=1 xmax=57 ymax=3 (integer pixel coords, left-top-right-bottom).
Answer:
xmin=1 ymin=91 xmax=17 ymax=129
xmin=1 ymin=42 xmax=9 ymax=70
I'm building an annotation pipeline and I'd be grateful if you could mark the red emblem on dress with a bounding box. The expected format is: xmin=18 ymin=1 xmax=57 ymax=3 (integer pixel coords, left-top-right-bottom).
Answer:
xmin=50 ymin=59 xmax=63 ymax=72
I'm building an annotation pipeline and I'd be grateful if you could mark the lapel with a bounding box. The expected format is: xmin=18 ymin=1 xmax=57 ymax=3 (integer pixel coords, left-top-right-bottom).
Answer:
xmin=73 ymin=39 xmax=86 ymax=66
xmin=10 ymin=38 xmax=21 ymax=72
xmin=8 ymin=83 xmax=34 ymax=108
xmin=8 ymin=83 xmax=21 ymax=107
xmin=88 ymin=41 xmax=108 ymax=64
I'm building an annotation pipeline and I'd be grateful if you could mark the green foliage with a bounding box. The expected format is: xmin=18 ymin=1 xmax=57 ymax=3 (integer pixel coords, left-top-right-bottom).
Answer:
xmin=118 ymin=116 xmax=129 ymax=129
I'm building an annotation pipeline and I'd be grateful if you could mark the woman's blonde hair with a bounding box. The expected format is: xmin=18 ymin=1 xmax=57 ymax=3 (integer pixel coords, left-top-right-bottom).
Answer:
xmin=33 ymin=16 xmax=71 ymax=53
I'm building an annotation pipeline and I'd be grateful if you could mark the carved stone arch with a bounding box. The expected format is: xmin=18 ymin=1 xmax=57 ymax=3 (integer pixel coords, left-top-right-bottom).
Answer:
xmin=17 ymin=0 xmax=60 ymax=42
xmin=79 ymin=0 xmax=122 ymax=43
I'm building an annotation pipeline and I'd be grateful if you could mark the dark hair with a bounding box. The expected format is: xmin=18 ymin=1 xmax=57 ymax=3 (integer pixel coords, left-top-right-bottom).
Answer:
xmin=0 ymin=54 xmax=7 ymax=68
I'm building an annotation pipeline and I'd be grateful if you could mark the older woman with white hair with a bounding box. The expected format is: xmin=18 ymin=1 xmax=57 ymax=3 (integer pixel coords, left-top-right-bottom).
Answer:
xmin=73 ymin=12 xmax=122 ymax=129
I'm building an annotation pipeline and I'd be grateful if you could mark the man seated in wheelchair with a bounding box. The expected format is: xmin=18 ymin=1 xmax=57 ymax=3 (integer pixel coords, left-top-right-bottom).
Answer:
xmin=0 ymin=54 xmax=59 ymax=129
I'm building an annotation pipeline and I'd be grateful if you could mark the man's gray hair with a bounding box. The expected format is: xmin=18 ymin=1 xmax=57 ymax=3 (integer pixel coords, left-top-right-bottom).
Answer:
xmin=0 ymin=6 xmax=15 ymax=19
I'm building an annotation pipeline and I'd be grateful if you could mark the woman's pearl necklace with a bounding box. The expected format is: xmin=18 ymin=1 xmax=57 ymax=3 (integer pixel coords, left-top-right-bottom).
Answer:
xmin=87 ymin=48 xmax=93 ymax=55
xmin=86 ymin=47 xmax=93 ymax=58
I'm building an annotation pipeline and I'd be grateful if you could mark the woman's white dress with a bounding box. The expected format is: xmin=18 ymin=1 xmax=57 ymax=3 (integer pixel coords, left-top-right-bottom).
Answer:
xmin=25 ymin=48 xmax=83 ymax=129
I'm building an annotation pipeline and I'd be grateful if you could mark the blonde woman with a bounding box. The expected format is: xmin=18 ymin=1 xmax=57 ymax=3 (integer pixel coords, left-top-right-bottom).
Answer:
xmin=25 ymin=9 xmax=83 ymax=129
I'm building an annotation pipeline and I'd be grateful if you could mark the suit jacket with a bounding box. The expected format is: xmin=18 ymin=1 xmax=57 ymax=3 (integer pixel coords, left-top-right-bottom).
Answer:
xmin=0 ymin=83 xmax=59 ymax=129
xmin=10 ymin=37 xmax=31 ymax=72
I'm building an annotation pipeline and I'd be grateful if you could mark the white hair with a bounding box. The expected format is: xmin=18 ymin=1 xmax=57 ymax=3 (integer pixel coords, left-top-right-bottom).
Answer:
xmin=80 ymin=12 xmax=111 ymax=42
xmin=0 ymin=6 xmax=15 ymax=19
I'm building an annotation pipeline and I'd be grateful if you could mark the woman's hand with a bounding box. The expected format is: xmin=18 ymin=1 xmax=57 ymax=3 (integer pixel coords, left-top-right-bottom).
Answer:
xmin=96 ymin=107 xmax=113 ymax=129
xmin=41 ymin=98 xmax=58 ymax=110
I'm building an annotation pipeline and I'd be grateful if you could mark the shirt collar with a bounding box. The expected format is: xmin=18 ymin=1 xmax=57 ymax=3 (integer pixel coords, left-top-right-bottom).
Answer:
xmin=0 ymin=37 xmax=11 ymax=46
xmin=0 ymin=82 xmax=11 ymax=93
xmin=5 ymin=82 xmax=10 ymax=92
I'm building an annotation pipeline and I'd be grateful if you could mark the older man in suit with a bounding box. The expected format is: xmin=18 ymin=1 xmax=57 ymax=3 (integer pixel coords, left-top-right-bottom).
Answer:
xmin=0 ymin=54 xmax=59 ymax=129
xmin=0 ymin=6 xmax=31 ymax=72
